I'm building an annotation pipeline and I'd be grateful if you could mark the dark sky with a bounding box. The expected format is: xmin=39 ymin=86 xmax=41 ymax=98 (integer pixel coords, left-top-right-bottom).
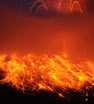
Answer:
xmin=0 ymin=0 xmax=94 ymax=15
xmin=0 ymin=0 xmax=94 ymax=61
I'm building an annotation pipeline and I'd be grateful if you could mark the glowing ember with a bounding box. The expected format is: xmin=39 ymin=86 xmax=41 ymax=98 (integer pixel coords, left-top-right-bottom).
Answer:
xmin=0 ymin=52 xmax=94 ymax=96
xmin=46 ymin=0 xmax=85 ymax=14
xmin=57 ymin=0 xmax=84 ymax=13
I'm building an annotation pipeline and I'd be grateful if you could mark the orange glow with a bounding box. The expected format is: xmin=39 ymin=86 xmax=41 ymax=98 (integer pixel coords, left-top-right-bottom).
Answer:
xmin=0 ymin=53 xmax=94 ymax=96
xmin=57 ymin=0 xmax=85 ymax=14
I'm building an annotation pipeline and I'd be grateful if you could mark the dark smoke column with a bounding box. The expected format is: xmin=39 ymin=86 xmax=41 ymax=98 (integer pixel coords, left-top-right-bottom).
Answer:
xmin=23 ymin=0 xmax=48 ymax=15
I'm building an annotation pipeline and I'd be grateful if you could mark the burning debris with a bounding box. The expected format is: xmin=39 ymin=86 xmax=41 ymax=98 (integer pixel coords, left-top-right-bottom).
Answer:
xmin=0 ymin=53 xmax=94 ymax=97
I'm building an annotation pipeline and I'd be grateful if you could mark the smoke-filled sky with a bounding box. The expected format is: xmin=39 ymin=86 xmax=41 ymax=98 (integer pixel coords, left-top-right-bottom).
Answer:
xmin=0 ymin=0 xmax=94 ymax=14
xmin=0 ymin=0 xmax=94 ymax=62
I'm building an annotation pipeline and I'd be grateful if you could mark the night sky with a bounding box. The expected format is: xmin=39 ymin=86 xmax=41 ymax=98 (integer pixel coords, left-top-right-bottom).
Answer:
xmin=0 ymin=0 xmax=94 ymax=60
xmin=0 ymin=0 xmax=94 ymax=14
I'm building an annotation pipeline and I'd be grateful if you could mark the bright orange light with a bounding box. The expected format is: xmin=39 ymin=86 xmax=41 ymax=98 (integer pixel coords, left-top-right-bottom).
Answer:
xmin=0 ymin=53 xmax=94 ymax=96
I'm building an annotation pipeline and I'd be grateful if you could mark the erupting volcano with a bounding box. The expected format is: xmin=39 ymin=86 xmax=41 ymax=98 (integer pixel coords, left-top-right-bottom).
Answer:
xmin=0 ymin=52 xmax=94 ymax=97
xmin=0 ymin=0 xmax=94 ymax=104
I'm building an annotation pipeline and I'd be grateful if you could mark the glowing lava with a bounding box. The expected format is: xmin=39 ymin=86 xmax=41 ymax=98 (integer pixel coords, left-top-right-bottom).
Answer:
xmin=0 ymin=53 xmax=94 ymax=96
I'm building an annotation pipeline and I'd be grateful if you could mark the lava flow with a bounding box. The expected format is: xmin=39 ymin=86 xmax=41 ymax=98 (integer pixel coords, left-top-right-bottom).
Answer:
xmin=0 ymin=53 xmax=94 ymax=96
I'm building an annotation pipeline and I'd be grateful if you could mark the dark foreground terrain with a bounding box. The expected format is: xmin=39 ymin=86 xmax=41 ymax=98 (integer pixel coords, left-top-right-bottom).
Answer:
xmin=0 ymin=84 xmax=94 ymax=104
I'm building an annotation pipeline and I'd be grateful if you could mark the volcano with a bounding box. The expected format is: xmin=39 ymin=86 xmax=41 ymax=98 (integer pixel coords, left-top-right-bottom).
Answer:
xmin=0 ymin=0 xmax=94 ymax=104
